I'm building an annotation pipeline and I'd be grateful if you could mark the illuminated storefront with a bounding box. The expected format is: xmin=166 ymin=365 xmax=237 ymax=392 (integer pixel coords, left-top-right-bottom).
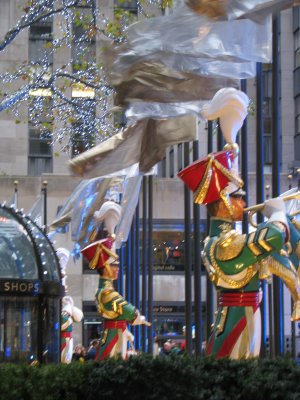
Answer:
xmin=0 ymin=205 xmax=63 ymax=363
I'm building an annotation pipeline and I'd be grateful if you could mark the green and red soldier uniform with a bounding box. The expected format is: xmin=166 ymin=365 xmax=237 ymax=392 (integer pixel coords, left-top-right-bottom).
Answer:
xmin=81 ymin=233 xmax=149 ymax=360
xmin=95 ymin=277 xmax=138 ymax=360
xmin=178 ymin=140 xmax=300 ymax=359
xmin=202 ymin=215 xmax=300 ymax=359
xmin=61 ymin=311 xmax=73 ymax=361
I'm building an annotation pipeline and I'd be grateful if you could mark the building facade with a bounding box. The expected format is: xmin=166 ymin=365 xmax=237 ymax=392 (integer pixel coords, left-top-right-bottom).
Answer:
xmin=0 ymin=1 xmax=299 ymax=354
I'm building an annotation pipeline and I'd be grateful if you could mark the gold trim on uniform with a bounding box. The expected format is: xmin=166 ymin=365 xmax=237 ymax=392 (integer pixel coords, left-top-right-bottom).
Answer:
xmin=247 ymin=232 xmax=263 ymax=256
xmin=102 ymin=290 xmax=121 ymax=304
xmin=90 ymin=244 xmax=102 ymax=269
xmin=101 ymin=329 xmax=108 ymax=344
xmin=265 ymin=255 xmax=300 ymax=305
xmin=258 ymin=228 xmax=273 ymax=252
xmin=194 ymin=157 xmax=213 ymax=204
xmin=208 ymin=240 xmax=256 ymax=289
xmin=216 ymin=231 xmax=245 ymax=261
xmin=258 ymin=259 xmax=271 ymax=281
xmin=97 ymin=289 xmax=120 ymax=319
xmin=216 ymin=306 xmax=228 ymax=336
xmin=112 ymin=298 xmax=128 ymax=315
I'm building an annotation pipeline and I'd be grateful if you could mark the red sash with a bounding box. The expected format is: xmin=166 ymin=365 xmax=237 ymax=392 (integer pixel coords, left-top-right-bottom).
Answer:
xmin=61 ymin=331 xmax=73 ymax=338
xmin=104 ymin=320 xmax=127 ymax=330
xmin=219 ymin=292 xmax=259 ymax=307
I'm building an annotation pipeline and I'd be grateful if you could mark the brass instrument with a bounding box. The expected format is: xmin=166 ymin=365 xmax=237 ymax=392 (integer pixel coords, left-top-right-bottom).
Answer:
xmin=244 ymin=191 xmax=300 ymax=228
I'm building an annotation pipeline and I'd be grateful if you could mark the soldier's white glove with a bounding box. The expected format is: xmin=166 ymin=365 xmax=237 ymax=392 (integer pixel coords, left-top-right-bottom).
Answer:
xmin=264 ymin=197 xmax=286 ymax=220
xmin=263 ymin=197 xmax=289 ymax=239
xmin=132 ymin=312 xmax=146 ymax=326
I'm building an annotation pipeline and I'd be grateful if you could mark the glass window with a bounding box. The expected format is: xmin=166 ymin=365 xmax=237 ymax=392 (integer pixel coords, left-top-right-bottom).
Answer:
xmin=29 ymin=126 xmax=52 ymax=157
xmin=153 ymin=302 xmax=206 ymax=350
xmin=150 ymin=221 xmax=206 ymax=273
xmin=153 ymin=231 xmax=185 ymax=272
xmin=295 ymin=29 xmax=300 ymax=51
xmin=28 ymin=18 xmax=54 ymax=176
xmin=0 ymin=209 xmax=38 ymax=280
xmin=29 ymin=24 xmax=53 ymax=65
xmin=42 ymin=297 xmax=60 ymax=363
xmin=263 ymin=66 xmax=272 ymax=98
xmin=154 ymin=317 xmax=184 ymax=338
xmin=114 ymin=0 xmax=138 ymax=14
xmin=169 ymin=148 xmax=174 ymax=178
xmin=83 ymin=317 xmax=103 ymax=348
xmin=296 ymin=96 xmax=300 ymax=115
xmin=264 ymin=133 xmax=272 ymax=165
xmin=294 ymin=8 xmax=300 ymax=33
xmin=28 ymin=157 xmax=53 ymax=176
xmin=0 ymin=296 xmax=38 ymax=362
xmin=296 ymin=115 xmax=300 ymax=135
xmin=82 ymin=302 xmax=103 ymax=348
xmin=72 ymin=3 xmax=96 ymax=72
xmin=295 ymin=68 xmax=300 ymax=97
xmin=177 ymin=143 xmax=183 ymax=172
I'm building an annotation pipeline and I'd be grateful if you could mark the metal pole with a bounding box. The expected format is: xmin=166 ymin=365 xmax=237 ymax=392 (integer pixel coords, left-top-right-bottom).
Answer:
xmin=130 ymin=214 xmax=136 ymax=338
xmin=256 ymin=62 xmax=269 ymax=357
xmin=288 ymin=173 xmax=296 ymax=358
xmin=147 ymin=176 xmax=154 ymax=354
xmin=266 ymin=185 xmax=274 ymax=358
xmin=184 ymin=141 xmax=193 ymax=355
xmin=206 ymin=121 xmax=214 ymax=341
xmin=141 ymin=177 xmax=148 ymax=352
xmin=42 ymin=180 xmax=48 ymax=234
xmin=272 ymin=14 xmax=284 ymax=357
xmin=125 ymin=227 xmax=131 ymax=305
xmin=240 ymin=80 xmax=249 ymax=235
xmin=135 ymin=202 xmax=141 ymax=350
xmin=117 ymin=244 xmax=125 ymax=295
xmin=193 ymin=140 xmax=203 ymax=357
xmin=217 ymin=121 xmax=225 ymax=150
xmin=13 ymin=180 xmax=18 ymax=209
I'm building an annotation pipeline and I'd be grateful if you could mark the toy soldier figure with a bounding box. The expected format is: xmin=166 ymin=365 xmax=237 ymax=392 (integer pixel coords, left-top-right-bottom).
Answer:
xmin=61 ymin=296 xmax=84 ymax=363
xmin=57 ymin=247 xmax=83 ymax=364
xmin=81 ymin=201 xmax=150 ymax=360
xmin=178 ymin=87 xmax=300 ymax=359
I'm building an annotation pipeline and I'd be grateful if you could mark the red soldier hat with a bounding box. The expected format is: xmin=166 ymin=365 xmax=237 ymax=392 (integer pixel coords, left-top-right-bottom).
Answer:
xmin=81 ymin=237 xmax=118 ymax=270
xmin=177 ymin=148 xmax=244 ymax=205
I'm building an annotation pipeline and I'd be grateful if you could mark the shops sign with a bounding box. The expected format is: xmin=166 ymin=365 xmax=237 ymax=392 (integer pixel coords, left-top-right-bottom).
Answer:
xmin=0 ymin=280 xmax=39 ymax=294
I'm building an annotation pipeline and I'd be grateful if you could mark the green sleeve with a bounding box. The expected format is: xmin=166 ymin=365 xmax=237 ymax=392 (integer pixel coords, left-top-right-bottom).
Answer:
xmin=212 ymin=221 xmax=286 ymax=275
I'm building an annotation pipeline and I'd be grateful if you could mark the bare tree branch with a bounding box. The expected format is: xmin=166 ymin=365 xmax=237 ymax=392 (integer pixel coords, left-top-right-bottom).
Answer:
xmin=0 ymin=0 xmax=81 ymax=51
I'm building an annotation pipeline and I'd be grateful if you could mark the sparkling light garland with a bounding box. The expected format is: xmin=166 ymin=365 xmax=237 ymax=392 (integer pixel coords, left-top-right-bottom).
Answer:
xmin=0 ymin=0 xmax=163 ymax=154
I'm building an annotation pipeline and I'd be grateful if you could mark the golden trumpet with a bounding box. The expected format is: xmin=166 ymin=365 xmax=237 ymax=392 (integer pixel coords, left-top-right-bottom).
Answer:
xmin=244 ymin=191 xmax=300 ymax=213
xmin=244 ymin=191 xmax=300 ymax=228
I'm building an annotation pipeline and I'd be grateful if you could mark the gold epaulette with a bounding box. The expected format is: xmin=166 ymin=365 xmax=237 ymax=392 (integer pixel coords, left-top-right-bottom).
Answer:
xmin=112 ymin=297 xmax=128 ymax=315
xmin=101 ymin=289 xmax=121 ymax=305
xmin=216 ymin=230 xmax=245 ymax=261
xmin=247 ymin=228 xmax=274 ymax=257
xmin=97 ymin=288 xmax=128 ymax=319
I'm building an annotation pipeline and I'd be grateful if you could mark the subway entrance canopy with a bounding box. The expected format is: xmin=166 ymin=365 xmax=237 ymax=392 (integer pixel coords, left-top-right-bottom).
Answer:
xmin=0 ymin=205 xmax=63 ymax=363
